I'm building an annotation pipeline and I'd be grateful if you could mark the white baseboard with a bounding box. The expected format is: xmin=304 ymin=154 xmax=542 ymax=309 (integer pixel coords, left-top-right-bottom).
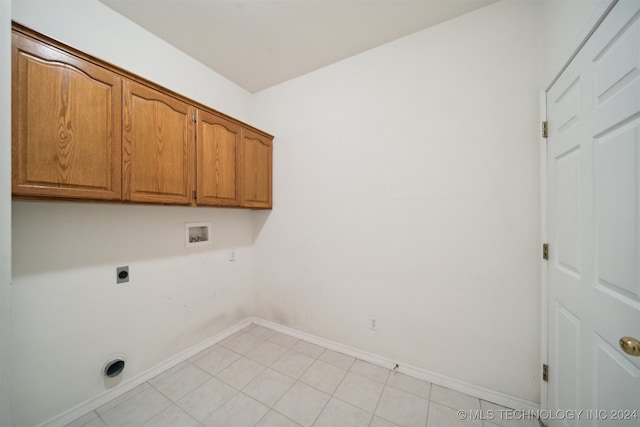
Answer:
xmin=43 ymin=315 xmax=539 ymax=426
xmin=252 ymin=317 xmax=540 ymax=412
xmin=40 ymin=318 xmax=252 ymax=427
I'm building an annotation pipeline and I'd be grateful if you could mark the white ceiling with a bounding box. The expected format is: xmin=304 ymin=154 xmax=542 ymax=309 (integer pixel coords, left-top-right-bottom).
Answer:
xmin=99 ymin=0 xmax=498 ymax=93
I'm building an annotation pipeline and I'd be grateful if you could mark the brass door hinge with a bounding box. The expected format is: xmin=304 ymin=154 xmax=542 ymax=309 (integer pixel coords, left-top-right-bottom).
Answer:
xmin=542 ymin=121 xmax=548 ymax=138
xmin=192 ymin=113 xmax=197 ymax=123
xmin=543 ymin=243 xmax=549 ymax=260
xmin=543 ymin=364 xmax=549 ymax=382
xmin=192 ymin=190 xmax=197 ymax=200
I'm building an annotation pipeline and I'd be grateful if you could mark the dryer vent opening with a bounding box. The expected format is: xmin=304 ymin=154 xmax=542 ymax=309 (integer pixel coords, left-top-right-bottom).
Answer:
xmin=103 ymin=358 xmax=125 ymax=378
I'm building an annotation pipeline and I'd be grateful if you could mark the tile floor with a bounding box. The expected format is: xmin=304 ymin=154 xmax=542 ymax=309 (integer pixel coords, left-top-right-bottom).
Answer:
xmin=65 ymin=324 xmax=539 ymax=427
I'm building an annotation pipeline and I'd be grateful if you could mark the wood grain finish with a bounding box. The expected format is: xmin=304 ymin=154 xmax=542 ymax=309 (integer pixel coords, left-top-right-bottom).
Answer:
xmin=241 ymin=128 xmax=272 ymax=208
xmin=123 ymin=80 xmax=194 ymax=204
xmin=197 ymin=110 xmax=241 ymax=206
xmin=12 ymin=32 xmax=122 ymax=199
xmin=12 ymin=24 xmax=273 ymax=209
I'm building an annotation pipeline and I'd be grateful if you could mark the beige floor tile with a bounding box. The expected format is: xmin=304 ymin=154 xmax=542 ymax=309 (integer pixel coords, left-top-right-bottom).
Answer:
xmin=216 ymin=356 xmax=266 ymax=389
xmin=427 ymin=401 xmax=483 ymax=427
xmin=150 ymin=363 xmax=211 ymax=401
xmin=202 ymin=393 xmax=269 ymax=426
xmin=318 ymin=349 xmax=355 ymax=370
xmin=175 ymin=377 xmax=237 ymax=422
xmin=271 ymin=350 xmax=315 ymax=379
xmin=268 ymin=332 xmax=300 ymax=349
xmin=140 ymin=404 xmax=199 ymax=427
xmin=334 ymin=372 xmax=384 ymax=413
xmin=350 ymin=359 xmax=390 ymax=383
xmin=273 ymin=382 xmax=330 ymax=427
xmin=255 ymin=410 xmax=301 ymax=427
xmin=386 ymin=371 xmax=431 ymax=399
xmin=222 ymin=332 xmax=266 ymax=355
xmin=430 ymin=384 xmax=481 ymax=412
xmin=299 ymin=359 xmax=347 ymax=394
xmin=291 ymin=340 xmax=325 ymax=358
xmin=243 ymin=368 xmax=296 ymax=407
xmin=313 ymin=398 xmax=372 ymax=427
xmin=246 ymin=340 xmax=289 ymax=366
xmin=100 ymin=386 xmax=171 ymax=427
xmin=192 ymin=346 xmax=241 ymax=376
xmin=375 ymin=385 xmax=429 ymax=427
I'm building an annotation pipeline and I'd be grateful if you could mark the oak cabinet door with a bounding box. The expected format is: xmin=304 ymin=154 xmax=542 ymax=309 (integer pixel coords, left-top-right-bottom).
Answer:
xmin=196 ymin=110 xmax=241 ymax=206
xmin=123 ymin=80 xmax=195 ymax=204
xmin=12 ymin=32 xmax=122 ymax=200
xmin=241 ymin=128 xmax=272 ymax=208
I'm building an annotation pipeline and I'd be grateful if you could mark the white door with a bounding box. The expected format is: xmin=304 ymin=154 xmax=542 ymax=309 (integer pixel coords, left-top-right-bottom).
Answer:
xmin=547 ymin=1 xmax=640 ymax=426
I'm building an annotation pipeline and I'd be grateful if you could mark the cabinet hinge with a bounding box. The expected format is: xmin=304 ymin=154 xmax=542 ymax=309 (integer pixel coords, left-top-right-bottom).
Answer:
xmin=192 ymin=190 xmax=197 ymax=200
xmin=542 ymin=121 xmax=548 ymax=139
xmin=543 ymin=364 xmax=549 ymax=382
xmin=192 ymin=113 xmax=197 ymax=123
xmin=543 ymin=243 xmax=549 ymax=260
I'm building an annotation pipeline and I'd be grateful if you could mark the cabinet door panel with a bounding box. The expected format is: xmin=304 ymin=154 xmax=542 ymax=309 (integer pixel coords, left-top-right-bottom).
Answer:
xmin=12 ymin=32 xmax=122 ymax=199
xmin=241 ymin=129 xmax=272 ymax=208
xmin=197 ymin=110 xmax=241 ymax=206
xmin=123 ymin=80 xmax=194 ymax=204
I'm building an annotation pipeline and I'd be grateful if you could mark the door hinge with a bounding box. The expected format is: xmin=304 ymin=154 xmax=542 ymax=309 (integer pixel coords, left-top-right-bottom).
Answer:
xmin=543 ymin=243 xmax=549 ymax=260
xmin=192 ymin=190 xmax=197 ymax=200
xmin=543 ymin=364 xmax=549 ymax=382
xmin=542 ymin=121 xmax=548 ymax=138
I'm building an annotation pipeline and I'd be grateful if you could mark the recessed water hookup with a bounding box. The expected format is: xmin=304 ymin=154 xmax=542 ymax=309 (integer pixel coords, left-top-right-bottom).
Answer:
xmin=116 ymin=266 xmax=129 ymax=284
xmin=185 ymin=222 xmax=211 ymax=248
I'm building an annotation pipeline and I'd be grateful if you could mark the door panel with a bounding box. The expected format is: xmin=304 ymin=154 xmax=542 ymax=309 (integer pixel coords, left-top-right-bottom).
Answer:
xmin=12 ymin=32 xmax=121 ymax=199
xmin=197 ymin=110 xmax=241 ymax=206
xmin=241 ymin=128 xmax=272 ymax=208
xmin=547 ymin=2 xmax=640 ymax=426
xmin=123 ymin=80 xmax=194 ymax=204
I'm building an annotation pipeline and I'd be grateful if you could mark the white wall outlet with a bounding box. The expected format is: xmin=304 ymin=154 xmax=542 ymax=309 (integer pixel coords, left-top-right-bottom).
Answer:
xmin=369 ymin=316 xmax=378 ymax=331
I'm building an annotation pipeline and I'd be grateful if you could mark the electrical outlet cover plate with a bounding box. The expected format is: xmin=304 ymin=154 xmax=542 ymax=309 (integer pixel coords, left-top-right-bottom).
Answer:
xmin=369 ymin=317 xmax=378 ymax=330
xmin=116 ymin=266 xmax=129 ymax=284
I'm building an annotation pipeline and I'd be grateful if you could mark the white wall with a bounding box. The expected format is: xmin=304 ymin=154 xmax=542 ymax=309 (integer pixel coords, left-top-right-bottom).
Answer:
xmin=3 ymin=0 xmax=612 ymax=424
xmin=10 ymin=1 xmax=256 ymax=425
xmin=1 ymin=0 xmax=13 ymax=425
xmin=250 ymin=0 xmax=542 ymax=403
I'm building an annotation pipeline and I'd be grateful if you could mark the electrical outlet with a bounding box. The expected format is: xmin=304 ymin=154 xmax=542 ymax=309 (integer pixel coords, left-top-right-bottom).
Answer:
xmin=116 ymin=266 xmax=129 ymax=284
xmin=369 ymin=316 xmax=378 ymax=331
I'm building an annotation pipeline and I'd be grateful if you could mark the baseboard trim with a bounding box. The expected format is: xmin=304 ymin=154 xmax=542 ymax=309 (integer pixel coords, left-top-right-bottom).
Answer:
xmin=252 ymin=317 xmax=540 ymax=412
xmin=40 ymin=318 xmax=252 ymax=427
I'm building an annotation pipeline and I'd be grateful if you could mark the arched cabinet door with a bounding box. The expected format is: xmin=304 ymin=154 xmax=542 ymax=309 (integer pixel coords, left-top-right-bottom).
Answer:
xmin=122 ymin=79 xmax=195 ymax=205
xmin=196 ymin=110 xmax=241 ymax=207
xmin=240 ymin=128 xmax=272 ymax=209
xmin=12 ymin=31 xmax=122 ymax=200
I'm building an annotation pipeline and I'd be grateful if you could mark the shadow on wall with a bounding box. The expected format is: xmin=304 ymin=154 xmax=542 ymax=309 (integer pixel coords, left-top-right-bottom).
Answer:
xmin=11 ymin=200 xmax=255 ymax=276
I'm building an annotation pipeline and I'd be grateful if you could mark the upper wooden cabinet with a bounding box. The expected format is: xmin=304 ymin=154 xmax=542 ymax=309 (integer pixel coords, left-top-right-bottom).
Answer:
xmin=12 ymin=30 xmax=122 ymax=200
xmin=123 ymin=80 xmax=194 ymax=205
xmin=241 ymin=128 xmax=272 ymax=209
xmin=12 ymin=24 xmax=273 ymax=209
xmin=196 ymin=110 xmax=241 ymax=207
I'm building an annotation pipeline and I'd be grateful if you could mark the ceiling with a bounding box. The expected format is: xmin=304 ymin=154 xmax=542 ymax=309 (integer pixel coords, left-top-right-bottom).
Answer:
xmin=99 ymin=0 xmax=498 ymax=93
